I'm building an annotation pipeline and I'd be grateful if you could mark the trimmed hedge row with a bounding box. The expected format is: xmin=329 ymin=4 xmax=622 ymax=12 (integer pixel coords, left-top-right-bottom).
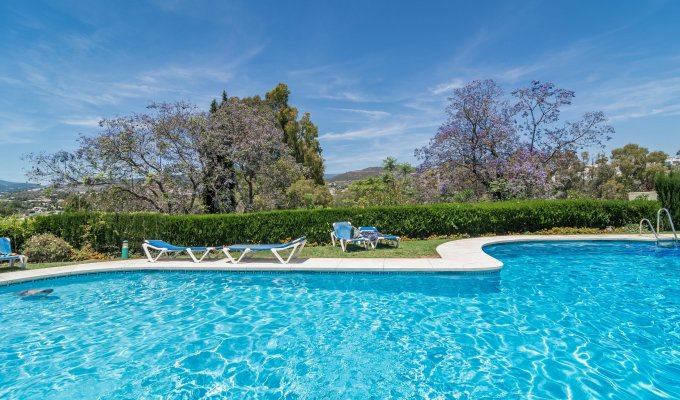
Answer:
xmin=0 ymin=199 xmax=655 ymax=255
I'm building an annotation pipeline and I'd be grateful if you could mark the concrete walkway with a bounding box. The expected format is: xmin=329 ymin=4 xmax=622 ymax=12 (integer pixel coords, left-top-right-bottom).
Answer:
xmin=0 ymin=234 xmax=668 ymax=285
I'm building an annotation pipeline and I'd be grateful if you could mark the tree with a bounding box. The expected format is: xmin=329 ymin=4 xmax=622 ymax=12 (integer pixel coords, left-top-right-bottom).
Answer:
xmin=504 ymin=149 xmax=551 ymax=199
xmin=203 ymin=96 xmax=294 ymax=212
xmin=253 ymin=157 xmax=305 ymax=211
xmin=584 ymin=154 xmax=624 ymax=199
xmin=202 ymin=95 xmax=238 ymax=213
xmin=62 ymin=193 xmax=93 ymax=212
xmin=512 ymin=81 xmax=613 ymax=164
xmin=26 ymin=102 xmax=205 ymax=213
xmin=215 ymin=83 xmax=326 ymax=185
xmin=415 ymin=79 xmax=517 ymax=198
xmin=611 ymin=144 xmax=668 ymax=191
xmin=264 ymin=83 xmax=325 ymax=183
xmin=381 ymin=157 xmax=415 ymax=204
xmin=551 ymin=150 xmax=587 ymax=198
xmin=299 ymin=112 xmax=325 ymax=184
xmin=335 ymin=157 xmax=415 ymax=207
xmin=416 ymin=79 xmax=615 ymax=201
xmin=286 ymin=179 xmax=333 ymax=209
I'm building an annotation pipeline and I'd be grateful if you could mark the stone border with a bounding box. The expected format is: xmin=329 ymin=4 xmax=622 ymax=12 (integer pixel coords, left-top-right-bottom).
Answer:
xmin=0 ymin=234 xmax=666 ymax=286
xmin=435 ymin=233 xmax=665 ymax=271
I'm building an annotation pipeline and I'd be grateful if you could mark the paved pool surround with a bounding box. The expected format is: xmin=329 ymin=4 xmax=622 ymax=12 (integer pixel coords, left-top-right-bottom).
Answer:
xmin=0 ymin=234 xmax=668 ymax=285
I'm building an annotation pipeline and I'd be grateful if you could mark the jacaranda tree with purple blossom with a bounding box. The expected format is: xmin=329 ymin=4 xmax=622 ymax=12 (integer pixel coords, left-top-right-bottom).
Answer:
xmin=417 ymin=79 xmax=614 ymax=201
xmin=513 ymin=81 xmax=612 ymax=163
xmin=415 ymin=79 xmax=518 ymax=199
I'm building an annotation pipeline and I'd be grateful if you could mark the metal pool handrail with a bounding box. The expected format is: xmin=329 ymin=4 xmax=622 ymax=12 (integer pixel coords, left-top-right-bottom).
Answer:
xmin=656 ymin=208 xmax=678 ymax=246
xmin=639 ymin=218 xmax=658 ymax=240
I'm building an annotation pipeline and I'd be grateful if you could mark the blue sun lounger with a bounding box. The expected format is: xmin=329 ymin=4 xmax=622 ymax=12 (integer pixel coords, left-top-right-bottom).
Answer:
xmin=331 ymin=222 xmax=369 ymax=252
xmin=142 ymin=240 xmax=223 ymax=263
xmin=358 ymin=226 xmax=401 ymax=248
xmin=0 ymin=237 xmax=27 ymax=268
xmin=223 ymin=237 xmax=307 ymax=264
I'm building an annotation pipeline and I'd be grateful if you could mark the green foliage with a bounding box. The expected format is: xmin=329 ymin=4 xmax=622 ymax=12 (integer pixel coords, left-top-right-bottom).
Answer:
xmin=0 ymin=200 xmax=25 ymax=216
xmin=286 ymin=179 xmax=333 ymax=209
xmin=62 ymin=194 xmax=93 ymax=212
xmin=18 ymin=199 xmax=658 ymax=255
xmin=655 ymin=172 xmax=680 ymax=224
xmin=22 ymin=233 xmax=74 ymax=263
xmin=611 ymin=144 xmax=668 ymax=191
xmin=336 ymin=157 xmax=415 ymax=207
xmin=0 ymin=216 xmax=34 ymax=252
xmin=263 ymin=83 xmax=325 ymax=184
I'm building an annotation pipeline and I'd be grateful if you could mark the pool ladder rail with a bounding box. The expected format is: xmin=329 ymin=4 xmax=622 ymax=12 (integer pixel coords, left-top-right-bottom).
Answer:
xmin=639 ymin=208 xmax=678 ymax=247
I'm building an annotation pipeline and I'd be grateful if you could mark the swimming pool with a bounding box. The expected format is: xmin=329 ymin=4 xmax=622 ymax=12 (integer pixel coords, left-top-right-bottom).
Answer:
xmin=0 ymin=240 xmax=677 ymax=399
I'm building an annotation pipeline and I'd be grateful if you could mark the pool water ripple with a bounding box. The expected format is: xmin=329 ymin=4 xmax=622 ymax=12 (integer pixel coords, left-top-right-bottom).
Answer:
xmin=0 ymin=240 xmax=678 ymax=399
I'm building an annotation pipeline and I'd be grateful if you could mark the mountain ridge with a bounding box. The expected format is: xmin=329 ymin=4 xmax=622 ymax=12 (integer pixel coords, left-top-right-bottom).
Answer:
xmin=327 ymin=167 xmax=383 ymax=183
xmin=0 ymin=180 xmax=41 ymax=193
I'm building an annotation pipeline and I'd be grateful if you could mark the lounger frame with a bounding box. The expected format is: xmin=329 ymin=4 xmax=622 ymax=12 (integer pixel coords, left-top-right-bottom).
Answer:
xmin=0 ymin=255 xmax=27 ymax=268
xmin=0 ymin=237 xmax=26 ymax=268
xmin=330 ymin=222 xmax=369 ymax=252
xmin=142 ymin=241 xmax=222 ymax=263
xmin=359 ymin=227 xmax=401 ymax=249
xmin=223 ymin=238 xmax=307 ymax=264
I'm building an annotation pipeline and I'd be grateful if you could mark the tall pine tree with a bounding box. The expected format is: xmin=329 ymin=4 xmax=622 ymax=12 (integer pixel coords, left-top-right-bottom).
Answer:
xmin=202 ymin=91 xmax=238 ymax=213
xmin=264 ymin=83 xmax=325 ymax=183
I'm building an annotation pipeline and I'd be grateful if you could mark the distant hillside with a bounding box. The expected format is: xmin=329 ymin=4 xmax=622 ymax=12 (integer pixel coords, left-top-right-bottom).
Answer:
xmin=0 ymin=180 xmax=40 ymax=193
xmin=328 ymin=167 xmax=383 ymax=183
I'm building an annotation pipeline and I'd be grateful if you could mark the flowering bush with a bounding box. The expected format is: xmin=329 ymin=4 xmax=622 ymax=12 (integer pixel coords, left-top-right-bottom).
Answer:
xmin=21 ymin=233 xmax=73 ymax=263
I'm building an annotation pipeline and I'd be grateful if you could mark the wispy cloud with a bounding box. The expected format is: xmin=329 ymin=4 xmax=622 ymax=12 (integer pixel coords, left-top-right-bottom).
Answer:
xmin=287 ymin=62 xmax=381 ymax=103
xmin=60 ymin=116 xmax=102 ymax=127
xmin=322 ymin=125 xmax=406 ymax=141
xmin=596 ymin=77 xmax=680 ymax=122
xmin=329 ymin=108 xmax=390 ymax=119
xmin=430 ymin=78 xmax=465 ymax=95
xmin=0 ymin=113 xmax=43 ymax=144
xmin=321 ymin=121 xmax=438 ymax=141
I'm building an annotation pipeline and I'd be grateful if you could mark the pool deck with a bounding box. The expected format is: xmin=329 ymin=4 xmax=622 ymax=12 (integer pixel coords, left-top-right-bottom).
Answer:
xmin=0 ymin=234 xmax=672 ymax=285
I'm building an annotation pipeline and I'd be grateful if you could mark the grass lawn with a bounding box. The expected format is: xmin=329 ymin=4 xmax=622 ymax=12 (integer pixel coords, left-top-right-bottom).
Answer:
xmin=290 ymin=238 xmax=454 ymax=258
xmin=0 ymin=238 xmax=457 ymax=273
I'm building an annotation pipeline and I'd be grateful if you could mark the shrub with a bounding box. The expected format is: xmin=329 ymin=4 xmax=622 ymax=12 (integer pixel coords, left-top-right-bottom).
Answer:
xmin=26 ymin=199 xmax=658 ymax=255
xmin=22 ymin=233 xmax=74 ymax=263
xmin=71 ymin=244 xmax=110 ymax=261
xmin=655 ymin=172 xmax=680 ymax=225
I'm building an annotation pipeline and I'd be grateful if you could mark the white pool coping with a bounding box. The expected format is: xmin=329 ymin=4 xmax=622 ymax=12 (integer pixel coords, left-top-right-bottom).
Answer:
xmin=0 ymin=234 xmax=672 ymax=285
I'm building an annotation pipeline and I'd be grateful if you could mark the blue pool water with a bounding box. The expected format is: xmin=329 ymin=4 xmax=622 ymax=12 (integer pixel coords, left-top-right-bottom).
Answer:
xmin=0 ymin=240 xmax=678 ymax=399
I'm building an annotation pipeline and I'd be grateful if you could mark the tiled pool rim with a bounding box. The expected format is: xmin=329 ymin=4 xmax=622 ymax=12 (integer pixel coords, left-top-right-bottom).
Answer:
xmin=0 ymin=234 xmax=668 ymax=286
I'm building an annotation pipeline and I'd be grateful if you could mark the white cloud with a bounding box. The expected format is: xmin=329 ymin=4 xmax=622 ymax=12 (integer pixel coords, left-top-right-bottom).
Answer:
xmin=0 ymin=115 xmax=42 ymax=144
xmin=60 ymin=117 xmax=102 ymax=127
xmin=592 ymin=77 xmax=680 ymax=122
xmin=313 ymin=91 xmax=376 ymax=103
xmin=329 ymin=108 xmax=391 ymax=119
xmin=286 ymin=62 xmax=381 ymax=103
xmin=321 ymin=125 xmax=403 ymax=141
xmin=430 ymin=78 xmax=465 ymax=95
xmin=496 ymin=64 xmax=542 ymax=82
xmin=321 ymin=121 xmax=438 ymax=141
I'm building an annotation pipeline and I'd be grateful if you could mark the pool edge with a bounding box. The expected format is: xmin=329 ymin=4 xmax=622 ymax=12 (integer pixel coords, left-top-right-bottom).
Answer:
xmin=1 ymin=234 xmax=666 ymax=285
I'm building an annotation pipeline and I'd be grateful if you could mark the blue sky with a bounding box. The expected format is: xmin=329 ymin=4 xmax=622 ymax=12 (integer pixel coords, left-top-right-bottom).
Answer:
xmin=1 ymin=0 xmax=679 ymax=181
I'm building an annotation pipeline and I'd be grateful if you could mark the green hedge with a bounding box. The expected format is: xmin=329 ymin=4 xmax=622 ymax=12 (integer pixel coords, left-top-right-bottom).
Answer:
xmin=655 ymin=172 xmax=680 ymax=225
xmin=0 ymin=199 xmax=655 ymax=255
